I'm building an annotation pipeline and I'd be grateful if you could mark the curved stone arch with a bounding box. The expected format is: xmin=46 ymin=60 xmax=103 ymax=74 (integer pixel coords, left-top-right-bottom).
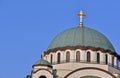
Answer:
xmin=32 ymin=68 xmax=53 ymax=78
xmin=49 ymin=52 xmax=54 ymax=56
xmin=84 ymin=50 xmax=91 ymax=62
xmin=64 ymin=49 xmax=72 ymax=61
xmin=56 ymin=51 xmax=61 ymax=64
xmin=85 ymin=50 xmax=92 ymax=59
xmin=76 ymin=49 xmax=86 ymax=62
xmin=64 ymin=67 xmax=116 ymax=78
xmin=86 ymin=51 xmax=91 ymax=62
xmin=58 ymin=53 xmax=61 ymax=63
xmin=75 ymin=49 xmax=82 ymax=54
xmin=50 ymin=52 xmax=55 ymax=64
xmin=33 ymin=68 xmax=52 ymax=75
xmin=56 ymin=50 xmax=61 ymax=54
xmin=75 ymin=49 xmax=82 ymax=59
xmin=96 ymin=51 xmax=101 ymax=55
xmin=64 ymin=49 xmax=72 ymax=54
xmin=85 ymin=50 xmax=92 ymax=53
xmin=66 ymin=51 xmax=70 ymax=62
xmin=75 ymin=50 xmax=81 ymax=62
xmin=39 ymin=75 xmax=47 ymax=78
xmin=96 ymin=52 xmax=100 ymax=63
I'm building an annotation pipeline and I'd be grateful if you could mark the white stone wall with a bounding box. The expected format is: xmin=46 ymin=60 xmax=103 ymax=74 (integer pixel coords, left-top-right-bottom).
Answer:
xmin=114 ymin=57 xmax=117 ymax=67
xmin=92 ymin=51 xmax=97 ymax=62
xmin=53 ymin=63 xmax=119 ymax=78
xmin=100 ymin=52 xmax=105 ymax=63
xmin=108 ymin=66 xmax=120 ymax=74
xmin=108 ymin=54 xmax=112 ymax=65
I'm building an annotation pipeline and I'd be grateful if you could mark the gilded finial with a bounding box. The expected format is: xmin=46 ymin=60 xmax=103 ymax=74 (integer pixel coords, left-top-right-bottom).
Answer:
xmin=77 ymin=10 xmax=86 ymax=27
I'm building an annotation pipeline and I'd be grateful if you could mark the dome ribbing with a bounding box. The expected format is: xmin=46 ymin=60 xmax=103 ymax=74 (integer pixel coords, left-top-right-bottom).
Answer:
xmin=47 ymin=27 xmax=115 ymax=52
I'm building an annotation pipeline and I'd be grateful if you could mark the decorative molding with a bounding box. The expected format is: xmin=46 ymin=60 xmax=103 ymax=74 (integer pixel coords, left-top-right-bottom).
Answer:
xmin=32 ymin=64 xmax=53 ymax=68
xmin=32 ymin=68 xmax=52 ymax=75
xmin=44 ymin=46 xmax=120 ymax=60
xmin=64 ymin=67 xmax=117 ymax=78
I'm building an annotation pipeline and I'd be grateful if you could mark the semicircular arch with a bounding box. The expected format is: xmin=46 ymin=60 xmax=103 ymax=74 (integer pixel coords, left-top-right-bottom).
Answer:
xmin=64 ymin=67 xmax=116 ymax=78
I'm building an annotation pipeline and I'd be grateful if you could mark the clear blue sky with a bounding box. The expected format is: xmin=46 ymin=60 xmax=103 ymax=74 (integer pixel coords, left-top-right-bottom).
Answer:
xmin=0 ymin=0 xmax=120 ymax=78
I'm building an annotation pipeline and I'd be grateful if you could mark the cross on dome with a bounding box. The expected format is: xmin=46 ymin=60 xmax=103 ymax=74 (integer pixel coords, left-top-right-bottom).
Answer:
xmin=77 ymin=10 xmax=86 ymax=27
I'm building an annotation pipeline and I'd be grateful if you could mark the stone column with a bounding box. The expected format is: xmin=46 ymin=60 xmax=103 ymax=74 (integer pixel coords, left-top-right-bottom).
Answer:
xmin=108 ymin=54 xmax=112 ymax=65
xmin=91 ymin=51 xmax=96 ymax=63
xmin=81 ymin=50 xmax=85 ymax=62
xmin=70 ymin=50 xmax=74 ymax=62
xmin=100 ymin=52 xmax=105 ymax=64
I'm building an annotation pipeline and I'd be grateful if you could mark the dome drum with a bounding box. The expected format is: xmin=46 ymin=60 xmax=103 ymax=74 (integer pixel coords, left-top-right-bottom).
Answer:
xmin=44 ymin=45 xmax=120 ymax=60
xmin=43 ymin=47 xmax=119 ymax=69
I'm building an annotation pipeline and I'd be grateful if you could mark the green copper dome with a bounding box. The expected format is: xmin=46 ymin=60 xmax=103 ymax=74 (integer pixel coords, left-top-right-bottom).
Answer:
xmin=35 ymin=59 xmax=51 ymax=65
xmin=47 ymin=26 xmax=115 ymax=52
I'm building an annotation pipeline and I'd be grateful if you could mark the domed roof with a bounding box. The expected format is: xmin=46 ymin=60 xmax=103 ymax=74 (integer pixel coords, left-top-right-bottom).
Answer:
xmin=35 ymin=59 xmax=51 ymax=65
xmin=47 ymin=26 xmax=115 ymax=52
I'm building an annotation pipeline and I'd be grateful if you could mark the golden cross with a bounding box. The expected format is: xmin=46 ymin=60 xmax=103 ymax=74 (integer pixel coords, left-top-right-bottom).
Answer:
xmin=77 ymin=10 xmax=86 ymax=27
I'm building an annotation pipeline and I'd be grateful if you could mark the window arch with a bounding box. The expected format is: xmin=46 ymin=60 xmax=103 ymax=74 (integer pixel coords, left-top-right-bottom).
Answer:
xmin=97 ymin=53 xmax=100 ymax=63
xmin=87 ymin=51 xmax=91 ymax=62
xmin=50 ymin=54 xmax=53 ymax=64
xmin=39 ymin=76 xmax=46 ymax=78
xmin=76 ymin=51 xmax=80 ymax=62
xmin=112 ymin=56 xmax=114 ymax=67
xmin=57 ymin=53 xmax=61 ymax=64
xmin=66 ymin=51 xmax=70 ymax=62
xmin=105 ymin=54 xmax=108 ymax=64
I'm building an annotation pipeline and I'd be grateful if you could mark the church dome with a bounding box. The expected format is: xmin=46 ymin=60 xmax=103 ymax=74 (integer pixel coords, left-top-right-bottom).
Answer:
xmin=47 ymin=26 xmax=115 ymax=52
xmin=35 ymin=59 xmax=51 ymax=66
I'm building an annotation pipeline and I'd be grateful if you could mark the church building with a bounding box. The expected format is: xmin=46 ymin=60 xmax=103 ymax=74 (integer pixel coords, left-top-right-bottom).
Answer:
xmin=26 ymin=10 xmax=120 ymax=78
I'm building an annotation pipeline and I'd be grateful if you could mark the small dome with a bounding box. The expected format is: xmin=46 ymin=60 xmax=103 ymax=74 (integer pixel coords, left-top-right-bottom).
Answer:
xmin=35 ymin=59 xmax=51 ymax=66
xmin=47 ymin=27 xmax=115 ymax=52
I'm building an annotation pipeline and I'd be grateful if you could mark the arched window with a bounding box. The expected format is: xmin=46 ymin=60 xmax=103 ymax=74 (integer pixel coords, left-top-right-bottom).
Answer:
xmin=112 ymin=56 xmax=114 ymax=67
xmin=76 ymin=51 xmax=80 ymax=62
xmin=87 ymin=52 xmax=91 ymax=62
xmin=97 ymin=53 xmax=100 ymax=63
xmin=50 ymin=54 xmax=53 ymax=64
xmin=105 ymin=54 xmax=108 ymax=64
xmin=39 ymin=76 xmax=46 ymax=78
xmin=57 ymin=53 xmax=61 ymax=64
xmin=66 ymin=51 xmax=70 ymax=62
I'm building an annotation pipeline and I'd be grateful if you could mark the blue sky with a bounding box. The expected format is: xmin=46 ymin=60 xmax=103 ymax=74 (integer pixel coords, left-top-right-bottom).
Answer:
xmin=0 ymin=0 xmax=120 ymax=78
